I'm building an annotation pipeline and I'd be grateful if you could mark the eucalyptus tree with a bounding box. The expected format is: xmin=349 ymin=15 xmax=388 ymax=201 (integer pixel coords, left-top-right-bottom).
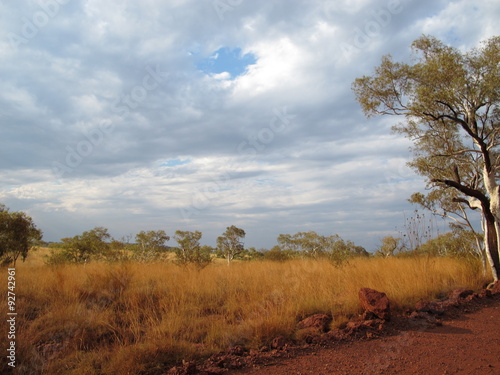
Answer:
xmin=58 ymin=227 xmax=113 ymax=263
xmin=136 ymin=230 xmax=170 ymax=252
xmin=173 ymin=230 xmax=211 ymax=268
xmin=353 ymin=35 xmax=500 ymax=280
xmin=216 ymin=225 xmax=246 ymax=265
xmin=277 ymin=231 xmax=367 ymax=263
xmin=0 ymin=204 xmax=43 ymax=266
xmin=134 ymin=230 xmax=170 ymax=261
xmin=376 ymin=236 xmax=403 ymax=258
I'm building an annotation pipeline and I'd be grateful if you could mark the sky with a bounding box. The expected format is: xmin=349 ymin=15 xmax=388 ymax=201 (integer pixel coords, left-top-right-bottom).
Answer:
xmin=0 ymin=0 xmax=498 ymax=251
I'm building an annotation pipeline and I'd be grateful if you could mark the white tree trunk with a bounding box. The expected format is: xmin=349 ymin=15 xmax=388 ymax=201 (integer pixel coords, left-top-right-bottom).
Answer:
xmin=475 ymin=221 xmax=487 ymax=277
xmin=482 ymin=168 xmax=500 ymax=281
xmin=484 ymin=217 xmax=499 ymax=281
xmin=469 ymin=200 xmax=492 ymax=278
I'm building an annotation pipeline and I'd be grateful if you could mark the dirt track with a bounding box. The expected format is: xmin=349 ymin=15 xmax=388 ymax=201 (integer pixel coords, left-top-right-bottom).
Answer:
xmin=233 ymin=296 xmax=500 ymax=375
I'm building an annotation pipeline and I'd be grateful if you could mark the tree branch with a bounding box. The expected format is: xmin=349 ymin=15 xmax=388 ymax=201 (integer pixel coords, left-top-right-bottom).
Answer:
xmin=452 ymin=197 xmax=479 ymax=210
xmin=423 ymin=109 xmax=493 ymax=173
xmin=431 ymin=178 xmax=489 ymax=204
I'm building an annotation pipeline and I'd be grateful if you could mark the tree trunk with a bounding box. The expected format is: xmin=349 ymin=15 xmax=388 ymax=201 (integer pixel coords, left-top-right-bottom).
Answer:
xmin=482 ymin=168 xmax=500 ymax=281
xmin=494 ymin=220 xmax=500 ymax=265
xmin=484 ymin=214 xmax=499 ymax=281
xmin=475 ymin=223 xmax=488 ymax=277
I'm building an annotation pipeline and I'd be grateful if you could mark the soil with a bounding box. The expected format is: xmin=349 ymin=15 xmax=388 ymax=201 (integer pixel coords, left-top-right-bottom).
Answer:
xmin=231 ymin=295 xmax=500 ymax=375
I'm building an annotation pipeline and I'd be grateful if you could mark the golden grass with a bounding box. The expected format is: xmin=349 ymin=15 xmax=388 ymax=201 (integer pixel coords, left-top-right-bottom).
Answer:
xmin=1 ymin=256 xmax=487 ymax=374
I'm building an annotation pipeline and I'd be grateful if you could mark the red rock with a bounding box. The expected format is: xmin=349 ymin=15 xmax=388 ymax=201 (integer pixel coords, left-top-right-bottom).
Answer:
xmin=489 ymin=281 xmax=500 ymax=295
xmin=226 ymin=346 xmax=245 ymax=356
xmin=358 ymin=288 xmax=391 ymax=320
xmin=296 ymin=314 xmax=333 ymax=332
xmin=346 ymin=320 xmax=378 ymax=330
xmin=361 ymin=311 xmax=378 ymax=320
xmin=448 ymin=289 xmax=474 ymax=302
xmin=346 ymin=321 xmax=363 ymax=330
xmin=415 ymin=300 xmax=445 ymax=315
xmin=166 ymin=360 xmax=197 ymax=375
xmin=343 ymin=319 xmax=383 ymax=338
xmin=478 ymin=289 xmax=492 ymax=298
xmin=271 ymin=336 xmax=287 ymax=350
xmin=206 ymin=351 xmax=245 ymax=370
xmin=465 ymin=293 xmax=478 ymax=302
xmin=248 ymin=349 xmax=259 ymax=357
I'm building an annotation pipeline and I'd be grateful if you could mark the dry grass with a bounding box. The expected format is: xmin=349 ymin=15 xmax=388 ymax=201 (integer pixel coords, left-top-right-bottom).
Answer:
xmin=0 ymin=256 xmax=487 ymax=374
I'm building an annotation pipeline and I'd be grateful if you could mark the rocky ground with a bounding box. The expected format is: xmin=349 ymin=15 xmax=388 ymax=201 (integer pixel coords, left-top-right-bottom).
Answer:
xmin=167 ymin=283 xmax=500 ymax=375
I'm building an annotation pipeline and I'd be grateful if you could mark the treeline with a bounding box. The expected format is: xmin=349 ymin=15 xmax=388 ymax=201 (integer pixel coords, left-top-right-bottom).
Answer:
xmin=44 ymin=225 xmax=483 ymax=267
xmin=0 ymin=203 xmax=484 ymax=268
xmin=44 ymin=226 xmax=371 ymax=267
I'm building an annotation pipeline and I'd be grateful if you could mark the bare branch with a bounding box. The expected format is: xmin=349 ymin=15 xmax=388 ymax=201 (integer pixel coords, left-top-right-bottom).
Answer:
xmin=432 ymin=178 xmax=489 ymax=205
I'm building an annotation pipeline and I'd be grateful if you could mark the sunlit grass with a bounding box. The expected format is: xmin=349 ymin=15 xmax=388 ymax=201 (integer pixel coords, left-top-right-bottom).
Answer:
xmin=0 ymin=256 xmax=487 ymax=374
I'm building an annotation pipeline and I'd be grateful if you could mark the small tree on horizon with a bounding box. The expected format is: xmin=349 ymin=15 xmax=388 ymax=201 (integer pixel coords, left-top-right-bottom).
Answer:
xmin=376 ymin=236 xmax=403 ymax=258
xmin=216 ymin=225 xmax=246 ymax=265
xmin=277 ymin=231 xmax=368 ymax=264
xmin=134 ymin=230 xmax=170 ymax=261
xmin=173 ymin=230 xmax=211 ymax=269
xmin=49 ymin=227 xmax=113 ymax=263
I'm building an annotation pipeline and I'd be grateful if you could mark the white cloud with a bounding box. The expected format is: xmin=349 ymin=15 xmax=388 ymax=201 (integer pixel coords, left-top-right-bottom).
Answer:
xmin=234 ymin=37 xmax=307 ymax=97
xmin=410 ymin=0 xmax=500 ymax=47
xmin=0 ymin=0 xmax=495 ymax=250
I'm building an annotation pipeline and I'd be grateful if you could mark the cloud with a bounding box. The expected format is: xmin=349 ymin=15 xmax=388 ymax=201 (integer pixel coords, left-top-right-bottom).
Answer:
xmin=0 ymin=0 xmax=496 ymax=250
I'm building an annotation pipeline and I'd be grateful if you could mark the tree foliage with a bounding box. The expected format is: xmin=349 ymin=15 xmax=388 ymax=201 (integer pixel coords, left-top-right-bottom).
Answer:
xmin=133 ymin=230 xmax=170 ymax=261
xmin=173 ymin=230 xmax=211 ymax=268
xmin=49 ymin=227 xmax=115 ymax=263
xmin=376 ymin=236 xmax=403 ymax=258
xmin=136 ymin=230 xmax=170 ymax=252
xmin=416 ymin=230 xmax=483 ymax=259
xmin=0 ymin=204 xmax=43 ymax=266
xmin=216 ymin=225 xmax=246 ymax=264
xmin=353 ymin=35 xmax=500 ymax=280
xmin=261 ymin=246 xmax=297 ymax=262
xmin=410 ymin=190 xmax=481 ymax=233
xmin=277 ymin=231 xmax=368 ymax=264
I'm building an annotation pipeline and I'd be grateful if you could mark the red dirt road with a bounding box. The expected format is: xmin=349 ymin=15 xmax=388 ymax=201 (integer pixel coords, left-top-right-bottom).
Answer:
xmin=233 ymin=297 xmax=500 ymax=375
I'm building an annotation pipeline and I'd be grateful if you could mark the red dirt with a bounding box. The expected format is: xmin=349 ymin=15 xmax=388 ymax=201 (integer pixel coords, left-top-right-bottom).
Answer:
xmin=231 ymin=296 xmax=500 ymax=375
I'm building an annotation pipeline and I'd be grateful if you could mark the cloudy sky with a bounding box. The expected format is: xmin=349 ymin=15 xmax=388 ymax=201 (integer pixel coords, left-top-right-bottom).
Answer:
xmin=1 ymin=0 xmax=498 ymax=250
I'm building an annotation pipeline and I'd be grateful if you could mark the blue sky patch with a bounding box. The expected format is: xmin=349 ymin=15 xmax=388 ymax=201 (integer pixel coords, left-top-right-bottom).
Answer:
xmin=159 ymin=159 xmax=190 ymax=167
xmin=196 ymin=47 xmax=256 ymax=78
